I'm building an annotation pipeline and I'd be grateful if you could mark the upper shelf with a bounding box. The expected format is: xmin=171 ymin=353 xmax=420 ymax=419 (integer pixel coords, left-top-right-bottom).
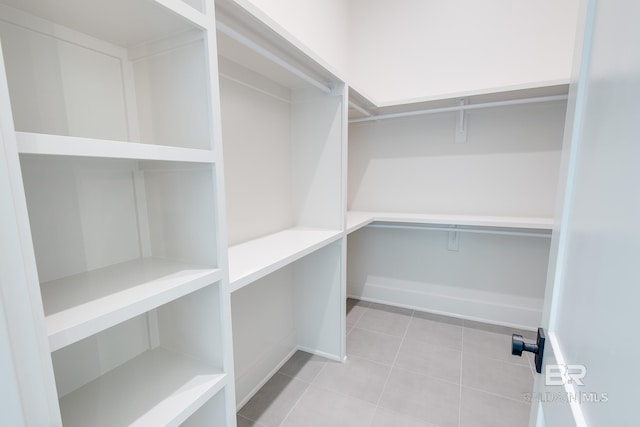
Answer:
xmin=346 ymin=211 xmax=553 ymax=235
xmin=228 ymin=227 xmax=343 ymax=292
xmin=16 ymin=132 xmax=217 ymax=163
xmin=0 ymin=0 xmax=206 ymax=47
xmin=348 ymin=82 xmax=569 ymax=122
xmin=215 ymin=0 xmax=343 ymax=91
xmin=41 ymin=257 xmax=221 ymax=352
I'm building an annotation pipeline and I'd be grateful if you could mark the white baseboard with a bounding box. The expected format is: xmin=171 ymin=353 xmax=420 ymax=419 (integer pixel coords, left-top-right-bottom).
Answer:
xmin=296 ymin=345 xmax=342 ymax=363
xmin=348 ymin=279 xmax=542 ymax=330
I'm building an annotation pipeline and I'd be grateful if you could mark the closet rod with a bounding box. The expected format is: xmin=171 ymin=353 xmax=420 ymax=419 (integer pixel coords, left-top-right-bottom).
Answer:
xmin=349 ymin=94 xmax=568 ymax=124
xmin=349 ymin=101 xmax=372 ymax=117
xmin=367 ymin=223 xmax=551 ymax=238
xmin=216 ymin=20 xmax=332 ymax=95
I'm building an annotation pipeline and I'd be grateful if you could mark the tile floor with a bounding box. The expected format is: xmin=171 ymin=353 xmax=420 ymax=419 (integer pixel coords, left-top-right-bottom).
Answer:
xmin=236 ymin=299 xmax=537 ymax=427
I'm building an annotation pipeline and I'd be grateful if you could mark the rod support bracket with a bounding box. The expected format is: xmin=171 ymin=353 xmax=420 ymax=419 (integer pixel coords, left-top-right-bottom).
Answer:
xmin=455 ymin=99 xmax=468 ymax=143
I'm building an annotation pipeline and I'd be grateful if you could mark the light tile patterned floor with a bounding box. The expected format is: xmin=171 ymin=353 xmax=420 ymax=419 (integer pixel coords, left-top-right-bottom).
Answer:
xmin=237 ymin=299 xmax=537 ymax=427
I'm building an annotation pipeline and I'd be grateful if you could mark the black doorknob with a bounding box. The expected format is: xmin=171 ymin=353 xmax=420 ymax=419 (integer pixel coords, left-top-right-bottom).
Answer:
xmin=512 ymin=327 xmax=546 ymax=374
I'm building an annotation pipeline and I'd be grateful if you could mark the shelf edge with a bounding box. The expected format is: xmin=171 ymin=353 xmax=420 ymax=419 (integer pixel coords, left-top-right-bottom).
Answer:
xmin=16 ymin=132 xmax=216 ymax=163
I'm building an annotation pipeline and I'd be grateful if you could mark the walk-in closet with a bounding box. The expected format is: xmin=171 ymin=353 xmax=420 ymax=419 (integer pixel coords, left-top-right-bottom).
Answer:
xmin=5 ymin=0 xmax=628 ymax=426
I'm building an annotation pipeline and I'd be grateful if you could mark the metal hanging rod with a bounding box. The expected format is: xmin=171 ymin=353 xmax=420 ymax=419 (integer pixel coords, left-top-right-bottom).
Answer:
xmin=349 ymin=101 xmax=372 ymax=117
xmin=367 ymin=223 xmax=551 ymax=238
xmin=216 ymin=20 xmax=332 ymax=95
xmin=349 ymin=94 xmax=568 ymax=124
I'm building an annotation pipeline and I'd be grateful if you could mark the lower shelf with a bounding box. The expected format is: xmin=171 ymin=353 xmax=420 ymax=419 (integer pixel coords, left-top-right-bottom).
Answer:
xmin=228 ymin=227 xmax=343 ymax=292
xmin=59 ymin=347 xmax=226 ymax=427
xmin=41 ymin=258 xmax=221 ymax=351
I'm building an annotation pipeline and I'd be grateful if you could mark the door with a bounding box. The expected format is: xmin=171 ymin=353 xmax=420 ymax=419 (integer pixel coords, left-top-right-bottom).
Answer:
xmin=529 ymin=0 xmax=640 ymax=425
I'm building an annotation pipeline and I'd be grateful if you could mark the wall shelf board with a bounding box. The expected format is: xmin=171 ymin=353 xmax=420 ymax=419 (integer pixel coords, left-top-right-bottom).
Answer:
xmin=228 ymin=228 xmax=342 ymax=292
xmin=345 ymin=211 xmax=376 ymax=234
xmin=16 ymin=132 xmax=217 ymax=163
xmin=348 ymin=82 xmax=569 ymax=121
xmin=58 ymin=347 xmax=226 ymax=427
xmin=347 ymin=211 xmax=553 ymax=235
xmin=215 ymin=0 xmax=344 ymax=91
xmin=42 ymin=258 xmax=221 ymax=352
xmin=0 ymin=0 xmax=206 ymax=47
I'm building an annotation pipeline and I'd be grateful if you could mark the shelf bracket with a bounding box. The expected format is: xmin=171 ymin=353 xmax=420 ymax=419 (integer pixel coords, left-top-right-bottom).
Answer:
xmin=447 ymin=225 xmax=460 ymax=251
xmin=455 ymin=99 xmax=467 ymax=143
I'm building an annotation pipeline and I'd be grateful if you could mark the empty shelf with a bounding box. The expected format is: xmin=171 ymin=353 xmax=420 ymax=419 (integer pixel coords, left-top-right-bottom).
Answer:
xmin=42 ymin=258 xmax=221 ymax=351
xmin=228 ymin=227 xmax=343 ymax=292
xmin=346 ymin=211 xmax=376 ymax=233
xmin=1 ymin=0 xmax=206 ymax=47
xmin=16 ymin=132 xmax=216 ymax=163
xmin=59 ymin=347 xmax=226 ymax=427
xmin=347 ymin=211 xmax=553 ymax=234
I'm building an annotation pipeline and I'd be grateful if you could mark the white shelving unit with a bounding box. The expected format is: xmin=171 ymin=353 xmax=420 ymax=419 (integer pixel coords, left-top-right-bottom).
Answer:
xmin=347 ymin=85 xmax=567 ymax=330
xmin=215 ymin=0 xmax=347 ymax=408
xmin=0 ymin=1 xmax=575 ymax=424
xmin=0 ymin=0 xmax=236 ymax=425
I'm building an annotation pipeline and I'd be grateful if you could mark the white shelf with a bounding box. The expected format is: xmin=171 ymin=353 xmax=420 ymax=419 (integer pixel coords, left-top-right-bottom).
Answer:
xmin=41 ymin=258 xmax=221 ymax=351
xmin=0 ymin=0 xmax=207 ymax=47
xmin=16 ymin=132 xmax=217 ymax=163
xmin=347 ymin=211 xmax=553 ymax=234
xmin=348 ymin=82 xmax=569 ymax=121
xmin=345 ymin=211 xmax=376 ymax=234
xmin=216 ymin=0 xmax=344 ymax=92
xmin=59 ymin=347 xmax=226 ymax=427
xmin=228 ymin=227 xmax=343 ymax=292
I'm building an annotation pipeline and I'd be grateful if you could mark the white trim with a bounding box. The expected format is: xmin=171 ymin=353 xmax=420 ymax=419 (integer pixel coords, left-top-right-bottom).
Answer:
xmin=348 ymin=279 xmax=542 ymax=331
xmin=548 ymin=333 xmax=589 ymax=427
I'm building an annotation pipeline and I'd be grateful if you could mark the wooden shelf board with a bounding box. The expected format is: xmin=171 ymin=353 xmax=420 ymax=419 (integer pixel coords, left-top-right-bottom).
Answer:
xmin=16 ymin=132 xmax=216 ymax=163
xmin=59 ymin=347 xmax=226 ymax=427
xmin=42 ymin=258 xmax=221 ymax=351
xmin=347 ymin=211 xmax=553 ymax=234
xmin=228 ymin=227 xmax=343 ymax=292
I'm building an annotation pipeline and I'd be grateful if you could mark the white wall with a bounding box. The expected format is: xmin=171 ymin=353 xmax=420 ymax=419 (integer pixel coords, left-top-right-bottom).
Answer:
xmin=349 ymin=101 xmax=567 ymax=218
xmin=231 ymin=267 xmax=296 ymax=406
xmin=348 ymin=0 xmax=580 ymax=104
xmin=238 ymin=0 xmax=579 ymax=105
xmin=219 ymin=64 xmax=294 ymax=246
xmin=243 ymin=0 xmax=350 ymax=78
xmin=347 ymin=101 xmax=566 ymax=328
xmin=347 ymin=228 xmax=550 ymax=329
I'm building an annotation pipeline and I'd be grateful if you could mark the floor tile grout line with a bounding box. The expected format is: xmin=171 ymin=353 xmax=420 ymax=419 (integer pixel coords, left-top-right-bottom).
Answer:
xmin=238 ymin=372 xmax=311 ymax=425
xmin=237 ymin=413 xmax=263 ymax=427
xmin=471 ymin=353 xmax=533 ymax=369
xmin=461 ymin=384 xmax=534 ymax=405
xmin=275 ymin=378 xmax=316 ymax=427
xmin=349 ymin=324 xmax=411 ymax=340
xmin=307 ymin=381 xmax=382 ymax=411
xmin=372 ymin=309 xmax=414 ymax=410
